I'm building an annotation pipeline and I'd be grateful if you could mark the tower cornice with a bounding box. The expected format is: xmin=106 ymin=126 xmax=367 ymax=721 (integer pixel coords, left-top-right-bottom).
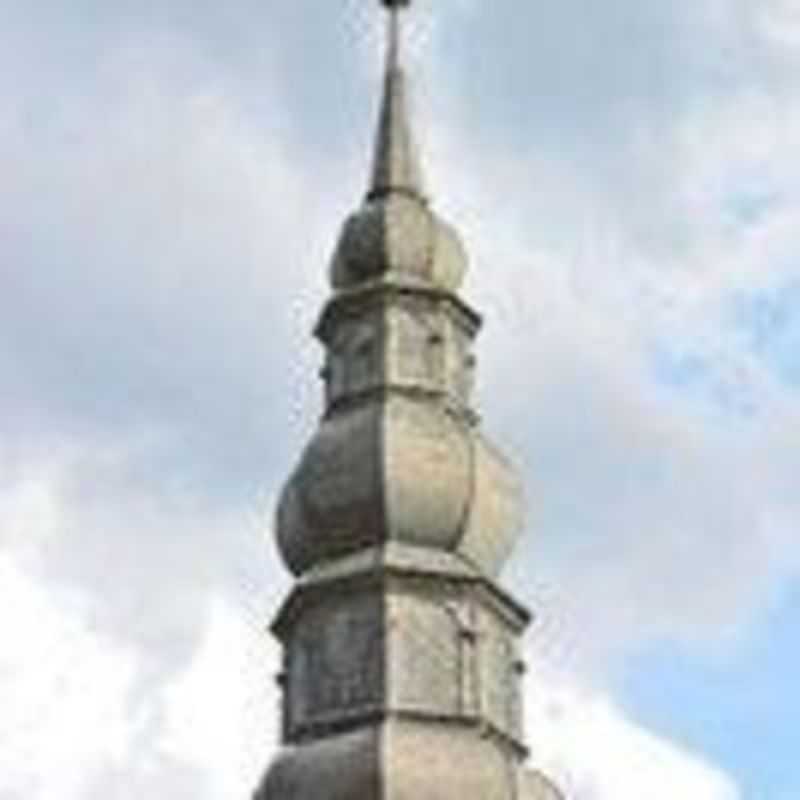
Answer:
xmin=314 ymin=281 xmax=483 ymax=344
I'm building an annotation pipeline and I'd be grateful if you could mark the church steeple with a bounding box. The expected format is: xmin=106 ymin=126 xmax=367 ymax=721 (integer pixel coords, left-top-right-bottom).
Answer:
xmin=254 ymin=4 xmax=564 ymax=799
xmin=368 ymin=0 xmax=425 ymax=201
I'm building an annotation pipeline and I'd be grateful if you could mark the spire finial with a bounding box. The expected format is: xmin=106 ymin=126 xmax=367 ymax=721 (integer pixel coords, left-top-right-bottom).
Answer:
xmin=369 ymin=0 xmax=424 ymax=202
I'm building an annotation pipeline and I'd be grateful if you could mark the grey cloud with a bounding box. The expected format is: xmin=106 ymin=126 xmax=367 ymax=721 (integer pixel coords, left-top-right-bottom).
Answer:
xmin=0 ymin=24 xmax=334 ymax=496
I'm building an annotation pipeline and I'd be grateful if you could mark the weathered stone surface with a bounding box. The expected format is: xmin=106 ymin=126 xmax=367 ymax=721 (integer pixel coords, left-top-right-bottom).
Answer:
xmin=276 ymin=402 xmax=383 ymax=574
xmin=272 ymin=549 xmax=529 ymax=751
xmin=460 ymin=431 xmax=526 ymax=575
xmin=282 ymin=591 xmax=384 ymax=740
xmin=255 ymin=722 xmax=556 ymax=800
xmin=257 ymin=2 xmax=565 ymax=798
xmin=331 ymin=195 xmax=468 ymax=293
xmin=316 ymin=285 xmax=480 ymax=414
xmin=254 ymin=728 xmax=381 ymax=800
xmin=276 ymin=394 xmax=524 ymax=577
xmin=382 ymin=719 xmax=525 ymax=800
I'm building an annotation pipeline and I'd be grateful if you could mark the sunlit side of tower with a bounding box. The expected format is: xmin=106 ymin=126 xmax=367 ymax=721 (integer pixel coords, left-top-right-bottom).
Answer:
xmin=254 ymin=2 xmax=564 ymax=798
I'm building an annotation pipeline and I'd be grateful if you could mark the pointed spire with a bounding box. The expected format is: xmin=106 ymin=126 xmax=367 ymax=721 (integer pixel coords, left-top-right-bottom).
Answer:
xmin=368 ymin=0 xmax=425 ymax=203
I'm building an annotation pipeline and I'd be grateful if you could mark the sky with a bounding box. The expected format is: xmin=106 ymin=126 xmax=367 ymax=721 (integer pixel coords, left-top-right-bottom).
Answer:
xmin=2 ymin=0 xmax=799 ymax=797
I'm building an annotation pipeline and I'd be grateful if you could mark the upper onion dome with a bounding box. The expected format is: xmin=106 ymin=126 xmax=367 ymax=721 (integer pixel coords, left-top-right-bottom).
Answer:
xmin=331 ymin=194 xmax=468 ymax=292
xmin=329 ymin=8 xmax=467 ymax=292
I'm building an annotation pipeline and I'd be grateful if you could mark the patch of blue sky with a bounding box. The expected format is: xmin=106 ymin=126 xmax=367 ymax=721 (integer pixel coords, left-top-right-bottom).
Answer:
xmin=650 ymin=345 xmax=709 ymax=390
xmin=648 ymin=342 xmax=761 ymax=421
xmin=731 ymin=282 xmax=800 ymax=387
xmin=723 ymin=176 xmax=782 ymax=231
xmin=614 ymin=580 xmax=800 ymax=799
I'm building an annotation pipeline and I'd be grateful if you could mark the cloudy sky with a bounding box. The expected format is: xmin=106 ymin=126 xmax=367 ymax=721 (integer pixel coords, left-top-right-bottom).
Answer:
xmin=2 ymin=0 xmax=799 ymax=797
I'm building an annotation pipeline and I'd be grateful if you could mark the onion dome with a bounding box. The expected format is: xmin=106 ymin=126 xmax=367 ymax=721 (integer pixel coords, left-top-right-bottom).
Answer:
xmin=330 ymin=4 xmax=468 ymax=293
xmin=276 ymin=396 xmax=524 ymax=578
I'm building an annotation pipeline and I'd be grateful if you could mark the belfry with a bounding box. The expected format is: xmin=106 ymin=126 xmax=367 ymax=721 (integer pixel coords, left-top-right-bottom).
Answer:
xmin=254 ymin=2 xmax=563 ymax=798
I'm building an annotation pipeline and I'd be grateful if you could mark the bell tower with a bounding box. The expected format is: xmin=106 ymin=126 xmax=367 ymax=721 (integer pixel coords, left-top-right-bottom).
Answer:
xmin=254 ymin=3 xmax=564 ymax=798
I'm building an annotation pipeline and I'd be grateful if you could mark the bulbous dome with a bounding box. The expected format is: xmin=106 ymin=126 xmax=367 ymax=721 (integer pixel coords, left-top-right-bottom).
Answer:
xmin=327 ymin=18 xmax=468 ymax=294
xmin=330 ymin=193 xmax=467 ymax=291
xmin=276 ymin=396 xmax=523 ymax=578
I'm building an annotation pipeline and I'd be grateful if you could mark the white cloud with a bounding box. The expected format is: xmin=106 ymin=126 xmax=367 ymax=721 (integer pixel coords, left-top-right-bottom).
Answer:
xmin=0 ymin=434 xmax=287 ymax=797
xmin=0 ymin=460 xmax=62 ymax=562
xmin=0 ymin=556 xmax=138 ymax=800
xmin=0 ymin=21 xmax=331 ymax=490
xmin=526 ymin=668 xmax=740 ymax=800
xmin=757 ymin=0 xmax=800 ymax=49
xmin=159 ymin=594 xmax=280 ymax=798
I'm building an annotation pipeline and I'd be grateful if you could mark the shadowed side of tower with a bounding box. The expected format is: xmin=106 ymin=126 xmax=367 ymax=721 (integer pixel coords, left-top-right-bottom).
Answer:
xmin=253 ymin=3 xmax=564 ymax=798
